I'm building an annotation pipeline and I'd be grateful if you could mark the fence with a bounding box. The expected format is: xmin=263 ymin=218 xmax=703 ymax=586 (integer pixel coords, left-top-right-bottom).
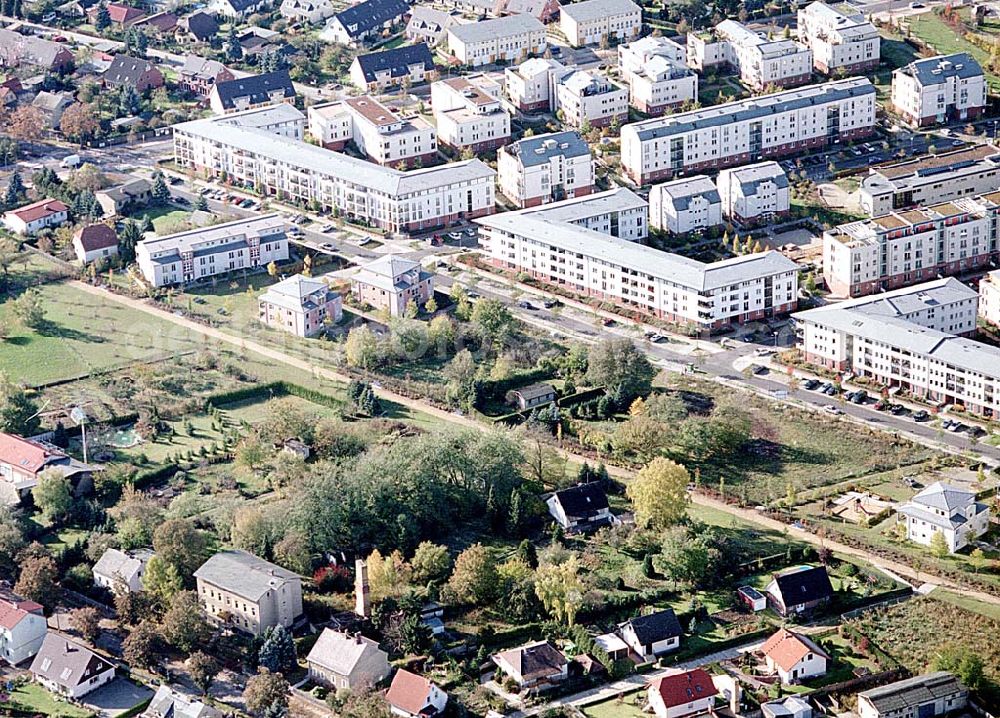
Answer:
xmin=86 ymin=127 xmax=172 ymax=148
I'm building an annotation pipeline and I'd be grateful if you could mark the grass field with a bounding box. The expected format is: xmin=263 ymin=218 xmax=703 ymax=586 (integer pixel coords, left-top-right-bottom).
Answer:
xmin=905 ymin=11 xmax=1000 ymax=91
xmin=932 ymin=589 xmax=1000 ymax=621
xmin=4 ymin=683 xmax=95 ymax=718
xmin=582 ymin=692 xmax=646 ymax=718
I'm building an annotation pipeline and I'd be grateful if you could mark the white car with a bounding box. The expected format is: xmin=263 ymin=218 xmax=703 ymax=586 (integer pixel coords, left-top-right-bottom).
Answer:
xmin=824 ymin=405 xmax=843 ymax=415
xmin=447 ymin=231 xmax=463 ymax=240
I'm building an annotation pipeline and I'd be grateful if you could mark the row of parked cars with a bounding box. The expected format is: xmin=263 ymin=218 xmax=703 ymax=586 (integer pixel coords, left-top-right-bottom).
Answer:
xmin=198 ymin=187 xmax=261 ymax=211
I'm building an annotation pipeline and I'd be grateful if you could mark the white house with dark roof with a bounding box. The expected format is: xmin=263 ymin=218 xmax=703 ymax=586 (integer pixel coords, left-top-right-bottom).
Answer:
xmin=0 ymin=591 xmax=47 ymax=665
xmin=618 ymin=608 xmax=682 ymax=661
xmin=209 ymin=69 xmax=296 ymax=115
xmin=385 ymin=669 xmax=448 ymax=718
xmin=891 ymin=53 xmax=986 ymax=127
xmin=649 ymin=175 xmax=722 ymax=234
xmin=554 ymin=69 xmax=628 ymax=130
xmin=510 ymin=382 xmax=557 ymax=411
xmin=498 ymin=131 xmax=593 ymax=207
xmin=897 ymin=481 xmax=990 ymax=553
xmin=559 ymin=0 xmax=640 ymax=47
xmin=349 ymin=43 xmax=437 ymax=91
xmin=352 ymin=255 xmax=433 ymax=317
xmin=764 ymin=565 xmax=832 ymax=617
xmin=716 ymin=161 xmax=790 ymax=225
xmin=143 ymin=685 xmax=223 ymax=718
xmin=93 ymin=547 xmax=154 ymax=593
xmin=492 ymin=640 xmax=568 ymax=690
xmin=194 ymin=550 xmax=303 ymax=636
xmin=546 ymin=483 xmax=613 ymax=532
xmin=857 ymin=671 xmax=967 ymax=718
xmin=280 ymin=0 xmax=335 ymax=24
xmin=258 ymin=273 xmax=342 ymax=337
xmin=321 ymin=0 xmax=410 ymax=45
xmin=305 ymin=628 xmax=390 ymax=690
xmin=208 ymin=0 xmax=271 ymax=18
xmin=30 ymin=634 xmax=115 ymax=699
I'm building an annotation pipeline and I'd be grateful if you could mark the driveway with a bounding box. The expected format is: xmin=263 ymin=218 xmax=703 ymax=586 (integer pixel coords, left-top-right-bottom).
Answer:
xmin=83 ymin=677 xmax=153 ymax=718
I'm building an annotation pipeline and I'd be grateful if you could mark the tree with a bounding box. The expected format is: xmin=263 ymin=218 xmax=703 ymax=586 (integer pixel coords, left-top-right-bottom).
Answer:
xmin=161 ymin=591 xmax=213 ymax=653
xmin=6 ymin=106 xmax=44 ymax=142
xmin=225 ymin=26 xmax=243 ymax=62
xmin=3 ymin=169 xmax=25 ymax=209
xmin=188 ymin=651 xmax=220 ymax=695
xmin=195 ymin=194 xmax=209 ymax=212
xmin=143 ymin=554 xmax=183 ymax=605
xmin=934 ymin=644 xmax=985 ymax=690
xmin=446 ymin=544 xmax=497 ymax=606
xmin=12 ymin=288 xmax=44 ymax=329
xmin=344 ymin=326 xmax=380 ymax=369
xmin=117 ymin=220 xmax=143 ymax=264
xmin=534 ymin=555 xmax=584 ymax=625
xmin=444 ymin=349 xmax=478 ymax=409
xmin=273 ymin=531 xmax=311 ymax=575
xmin=0 ymin=373 xmax=41 ymax=436
xmin=410 ymin=541 xmax=451 ymax=584
xmin=153 ymin=518 xmax=208 ymax=584
xmin=95 ymin=2 xmax=111 ymax=30
xmin=969 ymin=547 xmax=987 ymax=574
xmin=0 ymin=508 xmax=25 ymax=570
xmin=69 ymin=606 xmax=101 ymax=643
xmin=585 ymin=339 xmax=656 ymax=409
xmin=471 ymin=299 xmax=514 ymax=350
xmin=929 ymin=530 xmax=949 ymax=559
xmin=626 ymin=457 xmax=689 ymax=529
xmin=114 ymin=585 xmax=149 ymax=626
xmin=151 ymin=171 xmax=171 ymax=205
xmin=31 ymin=469 xmax=73 ymax=523
xmin=60 ymin=103 xmax=100 ymax=144
xmin=258 ymin=625 xmax=297 ymax=674
xmin=15 ymin=554 xmax=59 ymax=608
xmin=244 ymin=669 xmax=289 ymax=717
xmin=123 ymin=621 xmax=161 ymax=669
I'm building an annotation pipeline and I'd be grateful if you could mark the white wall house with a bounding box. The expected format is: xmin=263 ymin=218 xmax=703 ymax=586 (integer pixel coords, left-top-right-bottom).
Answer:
xmin=559 ymin=0 xmax=641 ymax=47
xmin=353 ymin=255 xmax=433 ymax=317
xmin=554 ymin=69 xmax=628 ymax=129
xmin=619 ymin=609 xmax=682 ymax=661
xmin=0 ymin=594 xmax=46 ymax=666
xmin=492 ymin=641 xmax=568 ymax=690
xmin=30 ymin=635 xmax=115 ymax=699
xmin=619 ymin=36 xmax=686 ymax=72
xmin=516 ymin=187 xmax=648 ymax=241
xmin=649 ymin=175 xmax=722 ymax=234
xmin=431 ymin=75 xmax=511 ymax=152
xmin=623 ymin=56 xmax=697 ymax=115
xmin=308 ymin=97 xmax=438 ymax=167
xmin=716 ymin=161 xmax=790 ymax=225
xmin=447 ymin=14 xmax=545 ymax=67
xmin=2 ymin=199 xmax=68 ymax=235
xmin=979 ymin=269 xmax=1000 ymax=328
xmin=760 ymin=629 xmax=829 ymax=684
xmin=93 ymin=548 xmax=154 ymax=594
xmin=891 ymin=53 xmax=986 ymax=127
xmin=797 ymin=1 xmax=879 ymax=75
xmin=497 ymin=130 xmax=594 ymax=207
xmin=386 ymin=670 xmax=448 ymax=718
xmin=687 ymin=20 xmax=812 ymax=91
xmin=504 ymin=57 xmax=564 ymax=112
xmin=897 ymin=482 xmax=990 ymax=553
xmin=647 ymin=669 xmax=719 ymax=718
xmin=306 ymin=629 xmax=391 ymax=690
xmin=258 ymin=274 xmax=343 ymax=337
xmin=858 ymin=672 xmax=967 ymax=718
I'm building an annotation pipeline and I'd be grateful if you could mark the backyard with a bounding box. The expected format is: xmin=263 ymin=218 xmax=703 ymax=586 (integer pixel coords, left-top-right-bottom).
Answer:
xmin=2 ymin=682 xmax=95 ymax=718
xmin=904 ymin=9 xmax=1000 ymax=92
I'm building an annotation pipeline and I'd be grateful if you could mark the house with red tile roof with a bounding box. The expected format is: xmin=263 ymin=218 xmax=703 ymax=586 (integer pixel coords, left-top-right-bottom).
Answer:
xmin=72 ymin=224 xmax=119 ymax=265
xmin=87 ymin=2 xmax=146 ymax=26
xmin=0 ymin=590 xmax=47 ymax=665
xmin=385 ymin=669 xmax=448 ymax=718
xmin=760 ymin=628 xmax=829 ymax=684
xmin=2 ymin=198 xmax=68 ymax=235
xmin=0 ymin=433 xmax=96 ymax=506
xmin=647 ymin=668 xmax=719 ymax=718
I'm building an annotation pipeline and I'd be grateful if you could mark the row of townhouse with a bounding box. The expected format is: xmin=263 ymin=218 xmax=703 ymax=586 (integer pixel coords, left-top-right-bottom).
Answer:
xmin=891 ymin=52 xmax=986 ymax=127
xmin=558 ymin=0 xmax=641 ymax=47
xmin=171 ymin=105 xmax=496 ymax=235
xmin=430 ymin=75 xmax=511 ymax=152
xmin=497 ymin=130 xmax=594 ymax=207
xmin=796 ymin=1 xmax=880 ymax=75
xmin=307 ymin=97 xmax=437 ymax=167
xmin=447 ymin=14 xmax=546 ymax=67
xmin=687 ymin=20 xmax=813 ymax=92
xmin=859 ymin=144 xmax=1000 ymax=217
xmin=794 ymin=278 xmax=1000 ymax=417
xmin=823 ymin=190 xmax=1000 ymax=298
xmin=620 ymin=77 xmax=877 ymax=184
xmin=477 ymin=192 xmax=799 ymax=330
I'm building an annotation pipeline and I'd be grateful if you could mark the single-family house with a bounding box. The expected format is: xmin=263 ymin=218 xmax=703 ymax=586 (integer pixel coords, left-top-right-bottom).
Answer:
xmin=305 ymin=629 xmax=391 ymax=690
xmin=194 ymin=550 xmax=304 ymax=636
xmin=322 ymin=0 xmax=411 ymax=46
xmin=2 ymin=198 xmax=69 ymax=236
xmin=179 ymin=56 xmax=234 ymax=97
xmin=619 ymin=608 xmax=682 ymax=661
xmin=0 ymin=433 xmax=96 ymax=506
xmin=545 ymin=483 xmax=613 ymax=532
xmin=92 ymin=548 xmax=154 ymax=594
xmin=95 ymin=178 xmax=152 ymax=218
xmin=103 ymin=55 xmax=164 ymax=92
xmin=138 ymin=11 xmax=179 ymax=34
xmin=0 ymin=29 xmax=75 ymax=73
xmin=237 ymin=27 xmax=287 ymax=58
xmin=352 ymin=255 xmax=433 ymax=317
xmin=88 ymin=3 xmax=145 ymax=26
xmin=178 ymin=12 xmax=220 ymax=42
xmin=764 ymin=565 xmax=833 ymax=617
xmin=647 ymin=668 xmax=719 ymax=718
xmin=406 ymin=7 xmax=461 ymax=47
xmin=208 ymin=0 xmax=272 ymax=18
xmin=0 ymin=591 xmax=47 ymax=665
xmin=280 ymin=0 xmax=336 ymax=24
xmin=349 ymin=43 xmax=437 ymax=92
xmin=762 ymin=696 xmax=813 ymax=718
xmin=72 ymin=224 xmax=119 ymax=265
xmin=385 ymin=669 xmax=448 ymax=718
xmin=857 ymin=671 xmax=968 ymax=718
xmin=759 ymin=628 xmax=829 ymax=684
xmin=897 ymin=481 xmax=991 ymax=553
xmin=143 ymin=685 xmax=224 ymax=718
xmin=510 ymin=382 xmax=556 ymax=410
xmin=492 ymin=640 xmax=568 ymax=691
xmin=30 ymin=634 xmax=115 ymax=699
xmin=209 ymin=69 xmax=297 ymax=115
xmin=32 ymin=91 xmax=73 ymax=128
xmin=258 ymin=273 xmax=343 ymax=337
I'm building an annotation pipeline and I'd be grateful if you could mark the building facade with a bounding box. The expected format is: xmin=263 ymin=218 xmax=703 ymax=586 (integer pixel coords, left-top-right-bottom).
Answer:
xmin=497 ymin=131 xmax=594 ymax=207
xmin=258 ymin=274 xmax=343 ymax=337
xmin=431 ymin=75 xmax=511 ymax=152
xmin=797 ymin=1 xmax=880 ymax=75
xmin=352 ymin=255 xmax=433 ymax=316
xmin=447 ymin=14 xmax=546 ymax=66
xmin=554 ymin=69 xmax=628 ymax=129
xmin=687 ymin=20 xmax=812 ymax=91
xmin=504 ymin=57 xmax=564 ymax=112
xmin=349 ymin=44 xmax=437 ymax=92
xmin=559 ymin=0 xmax=641 ymax=47
xmin=716 ymin=161 xmax=790 ymax=225
xmin=622 ymin=56 xmax=697 ymax=115
xmin=308 ymin=98 xmax=438 ymax=167
xmin=891 ymin=53 xmax=986 ymax=127
xmin=2 ymin=199 xmax=68 ymax=235
xmin=898 ymin=481 xmax=990 ymax=553
xmin=649 ymin=175 xmax=722 ymax=234
xmin=978 ymin=269 xmax=1000 ymax=328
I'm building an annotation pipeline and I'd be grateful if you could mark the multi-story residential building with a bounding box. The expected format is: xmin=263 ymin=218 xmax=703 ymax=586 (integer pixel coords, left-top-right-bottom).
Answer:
xmin=497 ymin=131 xmax=594 ymax=207
xmin=2 ymin=198 xmax=68 ymax=235
xmin=898 ymin=481 xmax=990 ymax=553
xmin=307 ymin=97 xmax=437 ymax=167
xmin=891 ymin=53 xmax=986 ymax=127
xmin=516 ymin=187 xmax=648 ymax=241
xmin=794 ymin=278 xmax=1000 ymax=416
xmin=0 ymin=590 xmax=46 ymax=665
xmin=559 ymin=0 xmax=641 ymax=47
xmin=136 ymin=214 xmax=290 ymax=288
xmin=622 ymin=56 xmax=697 ymax=115
xmin=618 ymin=36 xmax=686 ymax=72
xmin=554 ymin=70 xmax=628 ymax=129
xmin=194 ymin=550 xmax=304 ymax=636
xmin=978 ymin=269 xmax=1000 ymax=328
xmin=649 ymin=175 xmax=722 ymax=234
xmin=258 ymin=273 xmax=343 ymax=337
xmin=431 ymin=75 xmax=511 ymax=152
xmin=859 ymin=145 xmax=1000 ymax=217
xmin=352 ymin=255 xmax=433 ymax=316
xmin=620 ymin=77 xmax=876 ymax=184
xmin=349 ymin=44 xmax=437 ymax=92
xmin=478 ymin=199 xmax=798 ymax=330
xmin=406 ymin=6 xmax=462 ymax=47
xmin=320 ymin=0 xmax=409 ymax=45
xmin=687 ymin=20 xmax=812 ymax=91
xmin=209 ymin=69 xmax=296 ymax=115
xmin=447 ymin=14 xmax=546 ymax=67
xmin=172 ymin=106 xmax=496 ymax=234
xmin=178 ymin=56 xmax=234 ymax=97
xmin=797 ymin=1 xmax=879 ymax=75
xmin=716 ymin=161 xmax=790 ymax=225
xmin=823 ymin=191 xmax=1000 ymax=297
xmin=504 ymin=57 xmax=564 ymax=112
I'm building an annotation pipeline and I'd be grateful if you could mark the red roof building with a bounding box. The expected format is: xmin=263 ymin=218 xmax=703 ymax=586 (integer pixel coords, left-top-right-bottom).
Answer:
xmin=760 ymin=628 xmax=829 ymax=683
xmin=2 ymin=198 xmax=69 ymax=235
xmin=648 ymin=668 xmax=718 ymax=718
xmin=0 ymin=432 xmax=96 ymax=506
xmin=73 ymin=224 xmax=119 ymax=265
xmin=88 ymin=2 xmax=145 ymax=26
xmin=385 ymin=669 xmax=448 ymax=717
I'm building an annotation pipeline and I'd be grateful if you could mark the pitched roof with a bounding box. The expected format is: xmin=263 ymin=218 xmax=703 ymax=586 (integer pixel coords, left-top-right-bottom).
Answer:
xmin=193 ymin=550 xmax=300 ymax=601
xmin=75 ymin=224 xmax=118 ymax=252
xmin=306 ymin=629 xmax=388 ymax=676
xmin=623 ymin=608 xmax=682 ymax=645
xmin=761 ymin=696 xmax=813 ymax=718
xmin=30 ymin=634 xmax=113 ymax=690
xmin=859 ymin=671 xmax=967 ymax=713
xmin=104 ymin=55 xmax=159 ymax=86
xmin=911 ymin=481 xmax=975 ymax=512
xmin=181 ymin=11 xmax=220 ymax=40
xmin=141 ymin=11 xmax=178 ymax=32
xmin=144 ymin=685 xmax=223 ymax=718
xmin=5 ymin=198 xmax=68 ymax=224
xmin=760 ymin=628 xmax=829 ymax=672
xmin=334 ymin=0 xmax=410 ymax=38
xmin=385 ymin=669 xmax=443 ymax=715
xmin=770 ymin=565 xmax=833 ymax=606
xmin=551 ymin=483 xmax=608 ymax=518
xmin=649 ymin=668 xmax=718 ymax=709
xmin=559 ymin=0 xmax=638 ymax=20
xmin=652 ymin=175 xmax=721 ymax=211
xmin=259 ymin=274 xmax=338 ymax=313
xmin=181 ymin=55 xmax=229 ymax=80
xmin=92 ymin=548 xmax=152 ymax=583
xmin=354 ymin=43 xmax=435 ymax=83
xmin=32 ymin=90 xmax=72 ymax=113
xmin=448 ymin=13 xmax=543 ymax=43
xmin=406 ymin=6 xmax=460 ymax=44
xmin=0 ymin=28 xmax=74 ymax=68
xmin=494 ymin=641 xmax=567 ymax=681
xmin=213 ymin=69 xmax=296 ymax=110
xmin=0 ymin=601 xmax=33 ymax=630
xmin=104 ymin=3 xmax=145 ymax=23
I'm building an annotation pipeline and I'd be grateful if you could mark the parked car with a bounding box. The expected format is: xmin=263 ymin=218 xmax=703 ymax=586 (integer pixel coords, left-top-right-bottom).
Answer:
xmin=890 ymin=404 xmax=907 ymax=415
xmin=824 ymin=405 xmax=843 ymax=415
xmin=601 ymin=317 xmax=615 ymax=326
xmin=751 ymin=364 xmax=768 ymax=375
xmin=319 ymin=224 xmax=335 ymax=233
xmin=803 ymin=379 xmax=820 ymax=391
xmin=912 ymin=410 xmax=930 ymax=422
xmin=850 ymin=390 xmax=868 ymax=404
xmin=517 ymin=301 xmax=535 ymax=310
xmin=358 ymin=236 xmax=373 ymax=246
xmin=319 ymin=242 xmax=335 ymax=251
xmin=447 ymin=231 xmax=463 ymax=240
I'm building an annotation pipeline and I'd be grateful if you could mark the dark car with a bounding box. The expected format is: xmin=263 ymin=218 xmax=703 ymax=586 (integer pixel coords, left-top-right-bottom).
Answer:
xmin=850 ymin=391 xmax=868 ymax=404
xmin=890 ymin=404 xmax=907 ymax=415
xmin=803 ymin=379 xmax=820 ymax=391
xmin=912 ymin=410 xmax=930 ymax=422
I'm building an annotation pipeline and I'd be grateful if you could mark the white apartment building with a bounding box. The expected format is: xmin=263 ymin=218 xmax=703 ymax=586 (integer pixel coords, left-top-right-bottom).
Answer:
xmin=794 ymin=278 xmax=1000 ymax=416
xmin=307 ymin=97 xmax=437 ymax=167
xmin=259 ymin=273 xmax=343 ymax=337
xmin=478 ymin=201 xmax=798 ymax=330
xmin=431 ymin=75 xmax=511 ymax=152
xmin=555 ymin=69 xmax=628 ymax=129
xmin=649 ymin=175 xmax=722 ymax=234
xmin=716 ymin=161 xmax=790 ymax=225
xmin=687 ymin=20 xmax=812 ymax=91
xmin=498 ymin=130 xmax=594 ymax=207
xmin=797 ymin=1 xmax=880 ymax=75
xmin=824 ymin=190 xmax=1000 ymax=297
xmin=447 ymin=14 xmax=546 ymax=67
xmin=353 ymin=255 xmax=433 ymax=317
xmin=898 ymin=482 xmax=990 ymax=553
xmin=619 ymin=36 xmax=686 ymax=73
xmin=978 ymin=269 xmax=1000 ymax=328
xmin=136 ymin=215 xmax=290 ymax=288
xmin=620 ymin=77 xmax=876 ymax=184
xmin=172 ymin=106 xmax=496 ymax=234
xmin=623 ymin=56 xmax=697 ymax=115
xmin=505 ymin=57 xmax=564 ymax=112
xmin=891 ymin=53 xmax=986 ymax=127
xmin=518 ymin=187 xmax=648 ymax=241
xmin=559 ymin=0 xmax=641 ymax=47
xmin=859 ymin=145 xmax=1000 ymax=217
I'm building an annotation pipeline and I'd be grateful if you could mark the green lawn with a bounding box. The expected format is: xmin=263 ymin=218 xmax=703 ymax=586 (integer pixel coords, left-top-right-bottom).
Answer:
xmin=583 ymin=693 xmax=646 ymax=718
xmin=143 ymin=206 xmax=193 ymax=233
xmin=906 ymin=11 xmax=1000 ymax=91
xmin=4 ymin=682 xmax=95 ymax=718
xmin=932 ymin=589 xmax=1000 ymax=621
